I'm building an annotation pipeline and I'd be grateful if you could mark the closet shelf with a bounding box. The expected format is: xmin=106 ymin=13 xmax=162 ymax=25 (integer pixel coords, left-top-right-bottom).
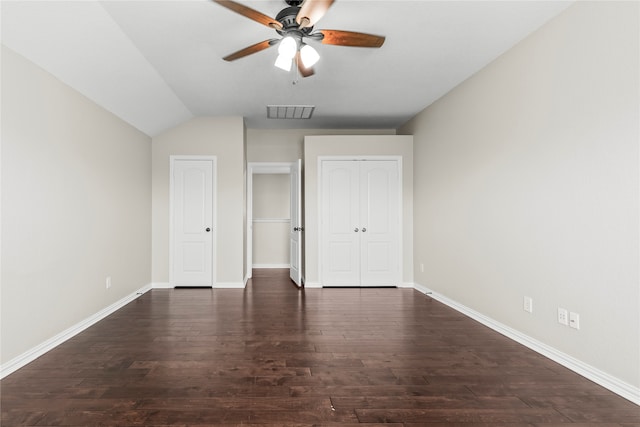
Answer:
xmin=252 ymin=218 xmax=291 ymax=223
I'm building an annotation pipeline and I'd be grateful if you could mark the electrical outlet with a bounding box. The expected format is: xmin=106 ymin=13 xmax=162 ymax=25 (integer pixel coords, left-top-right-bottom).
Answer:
xmin=106 ymin=276 xmax=112 ymax=289
xmin=570 ymin=312 xmax=580 ymax=330
xmin=523 ymin=296 xmax=533 ymax=313
xmin=558 ymin=307 xmax=569 ymax=325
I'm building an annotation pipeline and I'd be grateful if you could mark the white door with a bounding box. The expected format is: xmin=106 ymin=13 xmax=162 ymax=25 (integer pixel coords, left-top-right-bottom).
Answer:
xmin=289 ymin=159 xmax=303 ymax=286
xmin=322 ymin=161 xmax=360 ymax=285
xmin=321 ymin=159 xmax=400 ymax=287
xmin=359 ymin=161 xmax=400 ymax=286
xmin=171 ymin=158 xmax=216 ymax=287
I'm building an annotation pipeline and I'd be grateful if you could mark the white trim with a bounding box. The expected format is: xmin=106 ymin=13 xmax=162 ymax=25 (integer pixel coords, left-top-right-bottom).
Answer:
xmin=398 ymin=282 xmax=414 ymax=288
xmin=252 ymin=264 xmax=290 ymax=269
xmin=304 ymin=281 xmax=322 ymax=288
xmin=413 ymin=283 xmax=640 ymax=406
xmin=152 ymin=282 xmax=173 ymax=289
xmin=0 ymin=284 xmax=152 ymax=379
xmin=214 ymin=282 xmax=246 ymax=289
xmin=248 ymin=163 xmax=292 ymax=174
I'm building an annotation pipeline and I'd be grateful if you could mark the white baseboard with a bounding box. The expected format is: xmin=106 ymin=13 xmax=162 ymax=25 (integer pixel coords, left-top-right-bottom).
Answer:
xmin=0 ymin=283 xmax=152 ymax=379
xmin=304 ymin=282 xmax=322 ymax=288
xmin=413 ymin=283 xmax=640 ymax=406
xmin=214 ymin=282 xmax=246 ymax=289
xmin=304 ymin=282 xmax=408 ymax=289
xmin=153 ymin=282 xmax=247 ymax=289
xmin=252 ymin=264 xmax=290 ymax=269
xmin=152 ymin=282 xmax=172 ymax=289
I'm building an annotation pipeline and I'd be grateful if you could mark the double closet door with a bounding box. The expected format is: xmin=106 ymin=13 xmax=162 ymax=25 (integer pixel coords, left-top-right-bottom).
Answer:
xmin=321 ymin=159 xmax=401 ymax=287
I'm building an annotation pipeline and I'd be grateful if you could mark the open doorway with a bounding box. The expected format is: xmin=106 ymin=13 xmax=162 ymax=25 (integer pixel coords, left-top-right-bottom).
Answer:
xmin=247 ymin=162 xmax=303 ymax=286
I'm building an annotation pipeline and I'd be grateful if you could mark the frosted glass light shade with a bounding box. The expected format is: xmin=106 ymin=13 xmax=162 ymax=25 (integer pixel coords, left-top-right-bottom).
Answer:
xmin=300 ymin=44 xmax=320 ymax=68
xmin=278 ymin=36 xmax=297 ymax=59
xmin=274 ymin=53 xmax=292 ymax=71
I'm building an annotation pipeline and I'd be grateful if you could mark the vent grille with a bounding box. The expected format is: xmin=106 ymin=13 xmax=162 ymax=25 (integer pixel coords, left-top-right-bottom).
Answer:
xmin=267 ymin=105 xmax=315 ymax=119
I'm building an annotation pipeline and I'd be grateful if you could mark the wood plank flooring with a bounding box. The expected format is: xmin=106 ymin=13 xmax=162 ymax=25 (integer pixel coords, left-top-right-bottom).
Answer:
xmin=2 ymin=269 xmax=638 ymax=426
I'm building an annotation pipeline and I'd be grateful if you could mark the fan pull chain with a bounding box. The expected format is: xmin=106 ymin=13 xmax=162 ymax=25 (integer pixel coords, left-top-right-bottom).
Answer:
xmin=292 ymin=56 xmax=300 ymax=85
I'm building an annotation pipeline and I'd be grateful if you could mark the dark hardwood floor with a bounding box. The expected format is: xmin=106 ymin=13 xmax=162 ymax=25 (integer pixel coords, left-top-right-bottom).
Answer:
xmin=2 ymin=269 xmax=638 ymax=426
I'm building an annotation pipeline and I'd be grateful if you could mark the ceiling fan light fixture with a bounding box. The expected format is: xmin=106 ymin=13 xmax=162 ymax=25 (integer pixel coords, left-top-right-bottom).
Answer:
xmin=300 ymin=44 xmax=320 ymax=68
xmin=214 ymin=0 xmax=386 ymax=78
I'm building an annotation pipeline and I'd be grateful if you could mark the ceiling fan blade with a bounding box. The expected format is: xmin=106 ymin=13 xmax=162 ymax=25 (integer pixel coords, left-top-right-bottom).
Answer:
xmin=296 ymin=0 xmax=334 ymax=29
xmin=223 ymin=39 xmax=275 ymax=61
xmin=213 ymin=0 xmax=282 ymax=30
xmin=319 ymin=30 xmax=385 ymax=48
xmin=295 ymin=52 xmax=315 ymax=78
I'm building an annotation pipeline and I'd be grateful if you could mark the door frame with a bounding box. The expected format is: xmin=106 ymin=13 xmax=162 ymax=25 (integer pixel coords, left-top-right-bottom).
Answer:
xmin=246 ymin=162 xmax=295 ymax=279
xmin=317 ymin=155 xmax=403 ymax=287
xmin=169 ymin=155 xmax=218 ymax=287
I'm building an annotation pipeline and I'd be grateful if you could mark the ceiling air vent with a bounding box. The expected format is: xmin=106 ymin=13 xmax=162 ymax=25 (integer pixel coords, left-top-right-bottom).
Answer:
xmin=267 ymin=105 xmax=315 ymax=119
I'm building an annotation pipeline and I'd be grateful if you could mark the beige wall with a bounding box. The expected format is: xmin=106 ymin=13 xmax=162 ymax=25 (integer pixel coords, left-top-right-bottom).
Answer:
xmin=151 ymin=116 xmax=245 ymax=286
xmin=1 ymin=46 xmax=152 ymax=364
xmin=253 ymin=174 xmax=290 ymax=218
xmin=252 ymin=222 xmax=290 ymax=267
xmin=400 ymin=1 xmax=639 ymax=388
xmin=304 ymin=135 xmax=414 ymax=286
xmin=246 ymin=128 xmax=396 ymax=162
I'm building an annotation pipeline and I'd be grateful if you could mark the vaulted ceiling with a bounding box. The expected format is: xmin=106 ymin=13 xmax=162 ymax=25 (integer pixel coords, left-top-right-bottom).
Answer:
xmin=1 ymin=1 xmax=572 ymax=136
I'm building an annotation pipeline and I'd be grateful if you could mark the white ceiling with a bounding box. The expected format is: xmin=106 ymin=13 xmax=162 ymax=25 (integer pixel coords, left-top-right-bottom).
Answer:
xmin=1 ymin=0 xmax=572 ymax=136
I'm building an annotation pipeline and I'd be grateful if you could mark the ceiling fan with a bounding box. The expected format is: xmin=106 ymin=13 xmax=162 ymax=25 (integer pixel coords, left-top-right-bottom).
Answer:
xmin=213 ymin=0 xmax=386 ymax=77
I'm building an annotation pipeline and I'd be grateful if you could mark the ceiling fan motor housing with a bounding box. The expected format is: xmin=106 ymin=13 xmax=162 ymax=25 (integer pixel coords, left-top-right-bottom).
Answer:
xmin=275 ymin=6 xmax=313 ymax=36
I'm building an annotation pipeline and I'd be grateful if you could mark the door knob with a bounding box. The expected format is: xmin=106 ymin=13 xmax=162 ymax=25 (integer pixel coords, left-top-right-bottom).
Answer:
xmin=205 ymin=227 xmax=211 ymax=232
xmin=362 ymin=227 xmax=367 ymax=232
xmin=354 ymin=228 xmax=359 ymax=232
xmin=294 ymin=227 xmax=299 ymax=231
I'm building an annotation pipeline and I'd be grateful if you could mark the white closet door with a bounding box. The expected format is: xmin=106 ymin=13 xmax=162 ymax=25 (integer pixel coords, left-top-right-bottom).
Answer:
xmin=359 ymin=161 xmax=400 ymax=286
xmin=321 ymin=159 xmax=401 ymax=287
xmin=321 ymin=161 xmax=360 ymax=285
